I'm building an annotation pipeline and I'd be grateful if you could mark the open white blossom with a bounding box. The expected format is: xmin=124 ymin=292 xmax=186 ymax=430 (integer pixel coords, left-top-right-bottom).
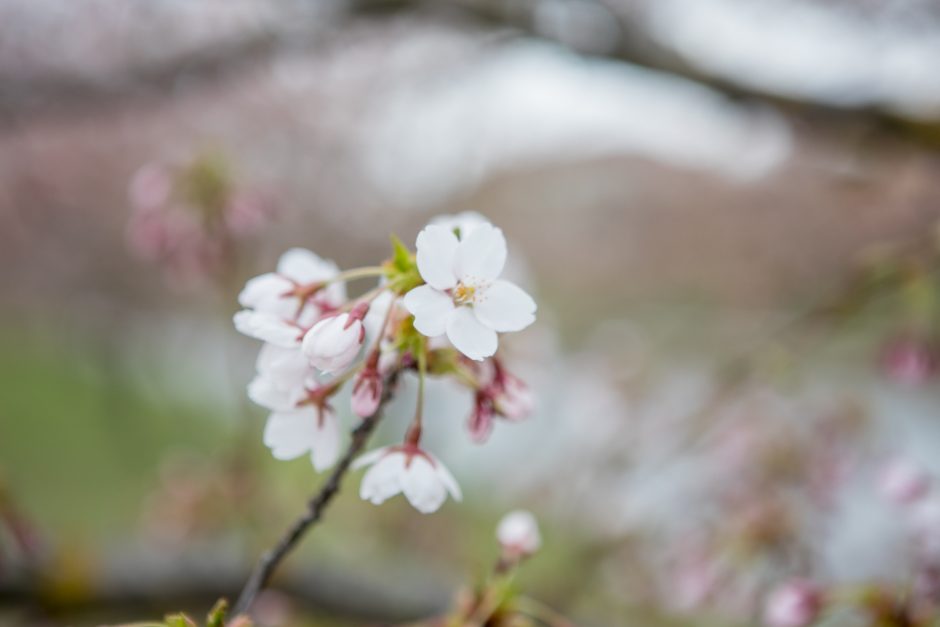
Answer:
xmin=263 ymin=406 xmax=341 ymax=472
xmin=403 ymin=223 xmax=536 ymax=360
xmin=238 ymin=248 xmax=344 ymax=323
xmin=353 ymin=446 xmax=462 ymax=514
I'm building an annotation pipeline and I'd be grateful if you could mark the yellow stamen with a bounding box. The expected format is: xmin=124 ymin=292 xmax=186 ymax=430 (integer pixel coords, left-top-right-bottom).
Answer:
xmin=453 ymin=283 xmax=476 ymax=305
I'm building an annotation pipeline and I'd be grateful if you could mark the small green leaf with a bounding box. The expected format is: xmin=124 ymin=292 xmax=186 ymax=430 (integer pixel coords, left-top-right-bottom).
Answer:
xmin=384 ymin=234 xmax=424 ymax=295
xmin=390 ymin=234 xmax=412 ymax=270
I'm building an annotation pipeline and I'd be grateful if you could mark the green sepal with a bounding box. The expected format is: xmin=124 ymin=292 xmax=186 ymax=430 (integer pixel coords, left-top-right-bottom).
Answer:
xmin=384 ymin=234 xmax=423 ymax=295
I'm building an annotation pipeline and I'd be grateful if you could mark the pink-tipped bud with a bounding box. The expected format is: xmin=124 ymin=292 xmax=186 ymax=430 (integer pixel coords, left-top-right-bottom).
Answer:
xmin=302 ymin=308 xmax=368 ymax=374
xmin=878 ymin=458 xmax=931 ymax=506
xmin=497 ymin=510 xmax=541 ymax=558
xmin=495 ymin=374 xmax=534 ymax=421
xmin=351 ymin=367 xmax=382 ymax=418
xmin=763 ymin=580 xmax=823 ymax=627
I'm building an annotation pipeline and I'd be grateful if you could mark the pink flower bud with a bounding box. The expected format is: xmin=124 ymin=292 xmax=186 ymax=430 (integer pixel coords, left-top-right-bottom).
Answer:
xmin=351 ymin=367 xmax=382 ymax=418
xmin=497 ymin=510 xmax=541 ymax=558
xmin=495 ymin=374 xmax=534 ymax=421
xmin=763 ymin=580 xmax=823 ymax=627
xmin=468 ymin=391 xmax=495 ymax=443
xmin=878 ymin=458 xmax=931 ymax=506
xmin=302 ymin=310 xmax=367 ymax=374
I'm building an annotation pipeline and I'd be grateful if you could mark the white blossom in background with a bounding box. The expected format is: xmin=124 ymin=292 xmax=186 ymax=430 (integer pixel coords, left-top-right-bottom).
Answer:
xmin=404 ymin=223 xmax=536 ymax=360
xmin=497 ymin=510 xmax=542 ymax=558
xmin=354 ymin=446 xmax=463 ymax=514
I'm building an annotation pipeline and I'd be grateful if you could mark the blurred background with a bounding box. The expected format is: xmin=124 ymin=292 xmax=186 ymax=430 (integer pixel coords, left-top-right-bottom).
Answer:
xmin=3 ymin=0 xmax=940 ymax=625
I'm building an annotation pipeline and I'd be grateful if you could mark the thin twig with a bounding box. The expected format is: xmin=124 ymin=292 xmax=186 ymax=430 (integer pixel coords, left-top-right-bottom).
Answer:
xmin=231 ymin=373 xmax=398 ymax=617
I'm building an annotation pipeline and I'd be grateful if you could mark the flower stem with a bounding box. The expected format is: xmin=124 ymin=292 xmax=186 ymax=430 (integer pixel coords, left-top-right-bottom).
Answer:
xmin=329 ymin=266 xmax=386 ymax=284
xmin=231 ymin=369 xmax=399 ymax=617
xmin=404 ymin=337 xmax=427 ymax=446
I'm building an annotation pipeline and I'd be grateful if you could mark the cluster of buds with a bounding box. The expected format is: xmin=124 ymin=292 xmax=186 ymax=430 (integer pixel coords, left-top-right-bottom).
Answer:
xmin=234 ymin=213 xmax=537 ymax=513
xmin=127 ymin=152 xmax=275 ymax=284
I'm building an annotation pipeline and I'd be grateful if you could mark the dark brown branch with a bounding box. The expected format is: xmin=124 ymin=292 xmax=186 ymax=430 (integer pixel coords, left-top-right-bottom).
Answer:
xmin=231 ymin=372 xmax=398 ymax=617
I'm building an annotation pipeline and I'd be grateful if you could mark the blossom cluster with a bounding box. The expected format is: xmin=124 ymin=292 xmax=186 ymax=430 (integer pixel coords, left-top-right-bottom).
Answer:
xmin=233 ymin=213 xmax=536 ymax=513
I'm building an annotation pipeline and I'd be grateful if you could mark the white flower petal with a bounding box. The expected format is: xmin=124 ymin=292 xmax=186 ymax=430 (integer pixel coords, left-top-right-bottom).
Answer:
xmin=446 ymin=307 xmax=498 ymax=361
xmin=359 ymin=453 xmax=406 ymax=505
xmin=416 ymin=225 xmax=459 ymax=290
xmin=430 ymin=211 xmax=490 ymax=239
xmin=363 ymin=291 xmax=394 ymax=341
xmin=352 ymin=446 xmax=391 ymax=470
xmin=455 ymin=223 xmax=506 ymax=281
xmin=402 ymin=456 xmax=448 ymax=514
xmin=404 ymin=285 xmax=455 ymax=337
xmin=310 ymin=409 xmax=342 ymax=472
xmin=256 ymin=344 xmax=309 ymax=379
xmin=247 ymin=374 xmax=305 ymax=411
xmin=431 ymin=456 xmax=463 ymax=502
xmin=277 ymin=248 xmax=339 ymax=284
xmin=263 ymin=409 xmax=316 ymax=460
xmin=238 ymin=273 xmax=292 ymax=311
xmin=234 ymin=310 xmax=300 ymax=347
xmin=473 ymin=279 xmax=536 ymax=333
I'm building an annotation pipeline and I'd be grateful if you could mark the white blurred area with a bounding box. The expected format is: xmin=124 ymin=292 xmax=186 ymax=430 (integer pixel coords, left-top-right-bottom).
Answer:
xmin=643 ymin=0 xmax=940 ymax=116
xmin=357 ymin=41 xmax=791 ymax=206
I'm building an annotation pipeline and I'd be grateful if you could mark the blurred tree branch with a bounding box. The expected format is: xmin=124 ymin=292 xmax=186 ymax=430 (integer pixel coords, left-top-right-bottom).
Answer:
xmin=2 ymin=0 xmax=940 ymax=148
xmin=0 ymin=556 xmax=446 ymax=622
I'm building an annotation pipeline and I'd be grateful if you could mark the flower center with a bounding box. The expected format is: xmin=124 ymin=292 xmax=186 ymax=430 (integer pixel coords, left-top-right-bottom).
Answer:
xmin=453 ymin=282 xmax=477 ymax=306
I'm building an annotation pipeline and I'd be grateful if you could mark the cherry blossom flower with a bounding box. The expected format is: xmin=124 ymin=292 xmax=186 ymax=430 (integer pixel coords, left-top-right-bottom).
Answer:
xmin=404 ymin=223 xmax=536 ymax=360
xmin=497 ymin=510 xmax=541 ymax=558
xmin=238 ymin=248 xmax=344 ymax=325
xmin=353 ymin=445 xmax=462 ymax=514
xmin=763 ymin=580 xmax=823 ymax=627
xmin=263 ymin=405 xmax=341 ymax=472
xmin=302 ymin=303 xmax=369 ymax=374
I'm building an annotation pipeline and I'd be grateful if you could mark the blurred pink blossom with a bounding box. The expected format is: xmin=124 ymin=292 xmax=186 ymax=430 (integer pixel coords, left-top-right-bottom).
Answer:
xmin=763 ymin=580 xmax=823 ymax=627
